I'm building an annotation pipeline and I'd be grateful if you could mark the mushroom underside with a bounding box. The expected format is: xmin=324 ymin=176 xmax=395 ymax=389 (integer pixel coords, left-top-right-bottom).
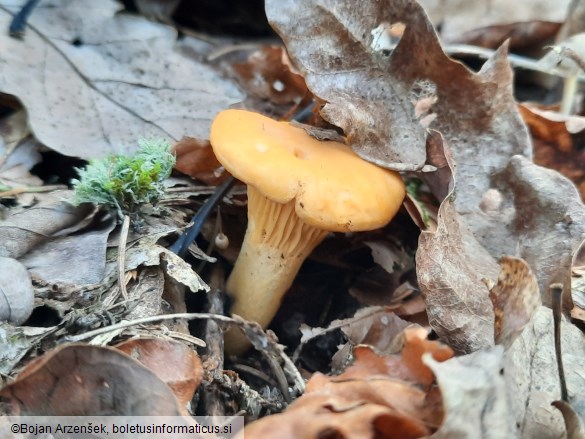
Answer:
xmin=224 ymin=185 xmax=329 ymax=354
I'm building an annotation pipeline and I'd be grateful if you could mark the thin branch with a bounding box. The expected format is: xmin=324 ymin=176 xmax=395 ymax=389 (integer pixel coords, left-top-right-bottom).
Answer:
xmin=63 ymin=312 xmax=236 ymax=343
xmin=551 ymin=283 xmax=568 ymax=402
xmin=444 ymin=44 xmax=585 ymax=80
xmin=0 ymin=184 xmax=67 ymax=198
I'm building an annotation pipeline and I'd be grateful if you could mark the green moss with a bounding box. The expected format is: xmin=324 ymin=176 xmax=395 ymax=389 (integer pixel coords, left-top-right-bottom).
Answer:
xmin=71 ymin=139 xmax=175 ymax=219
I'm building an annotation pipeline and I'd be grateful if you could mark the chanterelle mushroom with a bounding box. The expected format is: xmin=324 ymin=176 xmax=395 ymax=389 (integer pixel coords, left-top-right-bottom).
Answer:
xmin=210 ymin=109 xmax=405 ymax=354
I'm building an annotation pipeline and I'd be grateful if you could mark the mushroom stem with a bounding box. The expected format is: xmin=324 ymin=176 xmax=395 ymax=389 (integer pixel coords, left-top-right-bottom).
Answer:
xmin=224 ymin=186 xmax=329 ymax=354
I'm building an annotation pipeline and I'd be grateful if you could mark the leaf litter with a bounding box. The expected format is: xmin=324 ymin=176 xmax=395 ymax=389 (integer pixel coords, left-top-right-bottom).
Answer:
xmin=1 ymin=0 xmax=585 ymax=438
xmin=0 ymin=0 xmax=243 ymax=158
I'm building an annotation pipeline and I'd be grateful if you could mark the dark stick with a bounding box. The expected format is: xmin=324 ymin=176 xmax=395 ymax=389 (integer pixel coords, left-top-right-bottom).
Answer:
xmin=551 ymin=283 xmax=569 ymax=402
xmin=9 ymin=0 xmax=41 ymax=39
xmin=170 ymin=176 xmax=235 ymax=257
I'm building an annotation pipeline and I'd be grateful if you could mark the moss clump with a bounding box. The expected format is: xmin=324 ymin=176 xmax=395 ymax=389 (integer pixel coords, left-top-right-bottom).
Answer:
xmin=71 ymin=139 xmax=175 ymax=219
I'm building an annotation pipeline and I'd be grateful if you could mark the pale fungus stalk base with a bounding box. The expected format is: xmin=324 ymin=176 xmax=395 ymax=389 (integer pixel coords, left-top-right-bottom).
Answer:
xmin=224 ymin=186 xmax=329 ymax=354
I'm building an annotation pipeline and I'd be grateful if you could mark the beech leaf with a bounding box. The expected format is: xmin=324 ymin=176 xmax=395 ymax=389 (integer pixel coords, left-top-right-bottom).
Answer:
xmin=266 ymin=0 xmax=436 ymax=171
xmin=0 ymin=0 xmax=242 ymax=159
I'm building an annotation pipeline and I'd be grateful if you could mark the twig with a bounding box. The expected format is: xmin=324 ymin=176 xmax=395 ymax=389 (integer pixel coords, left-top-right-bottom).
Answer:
xmin=201 ymin=265 xmax=228 ymax=417
xmin=262 ymin=350 xmax=293 ymax=403
xmin=170 ymin=177 xmax=235 ymax=257
xmin=552 ymin=283 xmax=569 ymax=402
xmin=280 ymin=349 xmax=306 ymax=394
xmin=117 ymin=215 xmax=130 ymax=300
xmin=232 ymin=364 xmax=278 ymax=387
xmin=63 ymin=312 xmax=236 ymax=343
xmin=205 ymin=264 xmax=226 ymax=369
xmin=443 ymin=44 xmax=585 ymax=80
xmin=292 ymin=306 xmax=386 ymax=362
xmin=0 ymin=184 xmax=68 ymax=198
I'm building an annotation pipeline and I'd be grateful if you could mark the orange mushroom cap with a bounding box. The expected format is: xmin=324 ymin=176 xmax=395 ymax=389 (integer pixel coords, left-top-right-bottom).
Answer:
xmin=210 ymin=109 xmax=405 ymax=232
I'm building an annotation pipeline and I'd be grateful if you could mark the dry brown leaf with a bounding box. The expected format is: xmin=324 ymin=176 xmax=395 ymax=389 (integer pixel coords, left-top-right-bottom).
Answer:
xmin=231 ymin=45 xmax=309 ymax=107
xmin=115 ymin=338 xmax=203 ymax=407
xmin=419 ymin=0 xmax=569 ymax=48
xmin=333 ymin=328 xmax=453 ymax=389
xmin=493 ymin=156 xmax=585 ymax=308
xmin=505 ymin=306 xmax=585 ymax=438
xmin=488 ymin=256 xmax=541 ymax=349
xmin=521 ymin=104 xmax=585 ymax=136
xmin=519 ymin=104 xmax=574 ymax=152
xmin=519 ymin=103 xmax=585 ymax=199
xmin=0 ymin=190 xmax=92 ymax=259
xmin=238 ymin=392 xmax=431 ymax=439
xmin=410 ymin=45 xmax=585 ymax=313
xmin=426 ymin=43 xmax=531 ymax=219
xmin=21 ymin=216 xmax=115 ymax=285
xmin=419 ymin=105 xmax=583 ymax=347
xmin=425 ymin=346 xmax=515 ymax=438
xmin=341 ymin=308 xmax=411 ymax=353
xmin=173 ymin=137 xmax=226 ymax=185
xmin=0 ymin=344 xmax=186 ymax=416
xmin=417 ymin=195 xmax=500 ymax=354
xmin=414 ymin=127 xmax=499 ymax=354
xmin=266 ymin=0 xmax=436 ymax=171
xmin=0 ymin=0 xmax=242 ymax=159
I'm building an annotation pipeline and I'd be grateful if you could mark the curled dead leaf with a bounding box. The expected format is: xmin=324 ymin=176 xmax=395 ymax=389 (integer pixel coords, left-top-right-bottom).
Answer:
xmin=425 ymin=346 xmax=515 ymax=438
xmin=333 ymin=328 xmax=453 ymax=390
xmin=487 ymin=256 xmax=540 ymax=349
xmin=0 ymin=344 xmax=186 ymax=416
xmin=417 ymin=197 xmax=499 ymax=354
xmin=115 ymin=338 xmax=203 ymax=407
